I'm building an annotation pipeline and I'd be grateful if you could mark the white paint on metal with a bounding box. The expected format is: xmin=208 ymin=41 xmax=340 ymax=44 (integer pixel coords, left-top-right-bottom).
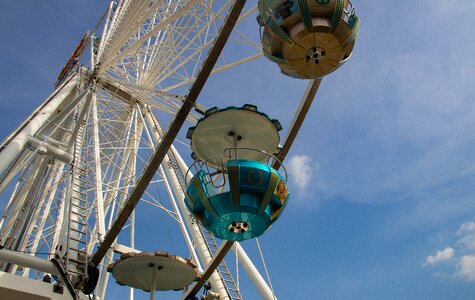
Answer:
xmin=0 ymin=76 xmax=78 ymax=178
xmin=91 ymin=93 xmax=106 ymax=238
xmin=232 ymin=243 xmax=277 ymax=300
xmin=27 ymin=136 xmax=73 ymax=163
xmin=0 ymin=248 xmax=59 ymax=276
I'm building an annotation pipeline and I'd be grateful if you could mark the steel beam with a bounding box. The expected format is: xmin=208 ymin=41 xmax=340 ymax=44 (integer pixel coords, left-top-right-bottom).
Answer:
xmin=0 ymin=247 xmax=59 ymax=276
xmin=273 ymin=78 xmax=322 ymax=169
xmin=0 ymin=76 xmax=78 ymax=178
xmin=181 ymin=240 xmax=235 ymax=300
xmin=26 ymin=136 xmax=73 ymax=163
xmin=91 ymin=94 xmax=106 ymax=238
xmin=231 ymin=243 xmax=276 ymax=299
xmin=91 ymin=0 xmax=247 ymax=266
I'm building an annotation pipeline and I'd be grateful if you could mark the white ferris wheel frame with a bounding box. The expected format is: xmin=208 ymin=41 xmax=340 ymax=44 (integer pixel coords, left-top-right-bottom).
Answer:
xmin=0 ymin=1 xmax=322 ymax=299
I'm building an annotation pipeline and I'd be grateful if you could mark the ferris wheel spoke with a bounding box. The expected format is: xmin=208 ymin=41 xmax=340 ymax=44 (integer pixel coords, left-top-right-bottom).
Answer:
xmin=98 ymin=0 xmax=262 ymax=97
xmin=100 ymin=0 xmax=202 ymax=73
xmin=146 ymin=36 xmax=216 ymax=88
xmin=146 ymin=13 xmax=262 ymax=92
xmin=98 ymin=0 xmax=157 ymax=65
xmin=161 ymin=52 xmax=263 ymax=92
xmin=99 ymin=78 xmax=202 ymax=124
xmin=139 ymin=6 xmax=205 ymax=85
xmin=87 ymin=92 xmax=185 ymax=243
xmin=99 ymin=121 xmax=140 ymax=210
xmin=202 ymin=3 xmax=260 ymax=49
xmin=141 ymin=0 xmax=235 ymax=88
xmin=139 ymin=195 xmax=180 ymax=223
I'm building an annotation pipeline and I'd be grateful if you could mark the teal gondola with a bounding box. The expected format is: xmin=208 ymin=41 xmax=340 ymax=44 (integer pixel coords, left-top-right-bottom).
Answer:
xmin=185 ymin=159 xmax=289 ymax=241
xmin=184 ymin=105 xmax=289 ymax=241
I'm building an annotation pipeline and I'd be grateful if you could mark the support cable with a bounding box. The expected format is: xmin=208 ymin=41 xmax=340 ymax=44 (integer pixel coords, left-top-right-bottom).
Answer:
xmin=236 ymin=242 xmax=240 ymax=290
xmin=256 ymin=238 xmax=277 ymax=300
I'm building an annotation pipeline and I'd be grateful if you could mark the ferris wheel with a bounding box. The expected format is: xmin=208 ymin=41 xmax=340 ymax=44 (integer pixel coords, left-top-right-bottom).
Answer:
xmin=0 ymin=1 xmax=358 ymax=299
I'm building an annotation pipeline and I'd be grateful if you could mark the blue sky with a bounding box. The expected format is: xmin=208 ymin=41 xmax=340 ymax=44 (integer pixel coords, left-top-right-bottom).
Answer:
xmin=2 ymin=1 xmax=475 ymax=299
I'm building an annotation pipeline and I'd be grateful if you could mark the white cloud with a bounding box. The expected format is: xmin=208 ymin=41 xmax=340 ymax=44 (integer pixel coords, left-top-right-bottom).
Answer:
xmin=287 ymin=155 xmax=313 ymax=193
xmin=458 ymin=222 xmax=475 ymax=235
xmin=428 ymin=0 xmax=475 ymax=19
xmin=458 ymin=234 xmax=475 ymax=251
xmin=425 ymin=247 xmax=455 ymax=265
xmin=457 ymin=221 xmax=475 ymax=251
xmin=424 ymin=220 xmax=475 ymax=281
xmin=458 ymin=256 xmax=475 ymax=281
